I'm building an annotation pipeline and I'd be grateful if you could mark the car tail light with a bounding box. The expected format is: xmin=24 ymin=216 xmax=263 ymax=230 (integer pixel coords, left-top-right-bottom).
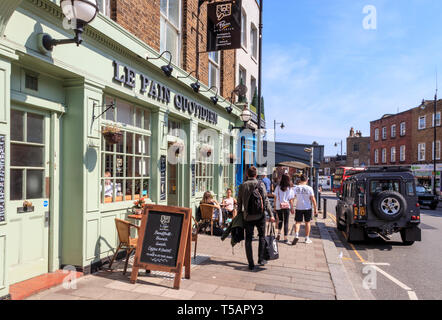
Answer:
xmin=411 ymin=216 xmax=421 ymax=221
xmin=416 ymin=203 xmax=420 ymax=207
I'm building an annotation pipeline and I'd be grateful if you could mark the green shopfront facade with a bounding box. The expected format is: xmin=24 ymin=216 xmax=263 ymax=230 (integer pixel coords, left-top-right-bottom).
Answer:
xmin=0 ymin=0 xmax=242 ymax=298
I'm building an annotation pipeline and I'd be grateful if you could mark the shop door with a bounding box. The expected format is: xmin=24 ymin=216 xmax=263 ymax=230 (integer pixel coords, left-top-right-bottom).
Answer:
xmin=8 ymin=108 xmax=50 ymax=284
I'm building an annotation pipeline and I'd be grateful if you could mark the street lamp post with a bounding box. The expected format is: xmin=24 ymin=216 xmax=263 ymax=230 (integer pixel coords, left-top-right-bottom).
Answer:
xmin=334 ymin=140 xmax=343 ymax=157
xmin=273 ymin=120 xmax=285 ymax=142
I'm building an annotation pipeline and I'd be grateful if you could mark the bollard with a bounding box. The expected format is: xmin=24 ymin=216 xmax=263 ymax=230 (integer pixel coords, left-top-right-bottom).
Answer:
xmin=323 ymin=198 xmax=327 ymax=219
xmin=318 ymin=192 xmax=322 ymax=211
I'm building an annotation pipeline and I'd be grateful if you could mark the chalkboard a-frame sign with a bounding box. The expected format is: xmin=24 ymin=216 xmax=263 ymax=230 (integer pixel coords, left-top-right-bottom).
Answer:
xmin=130 ymin=204 xmax=192 ymax=289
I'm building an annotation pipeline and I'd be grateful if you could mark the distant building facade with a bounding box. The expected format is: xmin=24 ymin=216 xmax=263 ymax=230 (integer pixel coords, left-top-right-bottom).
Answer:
xmin=346 ymin=127 xmax=370 ymax=168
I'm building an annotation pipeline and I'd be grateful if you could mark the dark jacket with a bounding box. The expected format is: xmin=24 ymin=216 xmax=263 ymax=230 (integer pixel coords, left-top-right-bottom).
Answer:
xmin=221 ymin=211 xmax=244 ymax=247
xmin=237 ymin=178 xmax=274 ymax=222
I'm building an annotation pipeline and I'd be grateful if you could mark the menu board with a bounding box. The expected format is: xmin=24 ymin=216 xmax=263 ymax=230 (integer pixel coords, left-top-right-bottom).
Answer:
xmin=160 ymin=155 xmax=166 ymax=201
xmin=191 ymin=163 xmax=196 ymax=196
xmin=131 ymin=204 xmax=192 ymax=289
xmin=139 ymin=211 xmax=183 ymax=267
xmin=0 ymin=135 xmax=5 ymax=222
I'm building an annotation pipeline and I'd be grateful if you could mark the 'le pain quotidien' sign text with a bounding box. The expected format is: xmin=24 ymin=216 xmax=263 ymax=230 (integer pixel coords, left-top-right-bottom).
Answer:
xmin=113 ymin=61 xmax=218 ymax=125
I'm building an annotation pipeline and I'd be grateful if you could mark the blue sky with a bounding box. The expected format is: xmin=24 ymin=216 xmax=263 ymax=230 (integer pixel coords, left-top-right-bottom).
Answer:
xmin=262 ymin=0 xmax=442 ymax=156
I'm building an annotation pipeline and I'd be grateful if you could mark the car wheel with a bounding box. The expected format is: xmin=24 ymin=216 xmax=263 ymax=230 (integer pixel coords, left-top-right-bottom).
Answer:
xmin=400 ymin=229 xmax=415 ymax=246
xmin=372 ymin=191 xmax=406 ymax=221
xmin=337 ymin=219 xmax=346 ymax=231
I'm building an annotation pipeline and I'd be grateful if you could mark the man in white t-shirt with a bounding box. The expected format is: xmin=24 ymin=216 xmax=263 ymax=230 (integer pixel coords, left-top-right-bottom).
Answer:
xmin=292 ymin=174 xmax=318 ymax=245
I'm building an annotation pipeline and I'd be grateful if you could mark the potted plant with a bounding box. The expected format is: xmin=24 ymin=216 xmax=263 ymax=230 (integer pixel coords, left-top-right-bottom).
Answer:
xmin=172 ymin=141 xmax=185 ymax=157
xmin=132 ymin=197 xmax=146 ymax=214
xmin=102 ymin=125 xmax=123 ymax=144
xmin=200 ymin=144 xmax=213 ymax=158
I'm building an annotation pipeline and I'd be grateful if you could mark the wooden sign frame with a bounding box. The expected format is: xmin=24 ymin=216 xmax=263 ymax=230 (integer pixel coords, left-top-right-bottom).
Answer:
xmin=130 ymin=204 xmax=192 ymax=289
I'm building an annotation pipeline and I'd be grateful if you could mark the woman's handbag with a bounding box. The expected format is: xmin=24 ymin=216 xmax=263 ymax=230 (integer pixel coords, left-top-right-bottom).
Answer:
xmin=279 ymin=189 xmax=290 ymax=210
xmin=264 ymin=224 xmax=279 ymax=261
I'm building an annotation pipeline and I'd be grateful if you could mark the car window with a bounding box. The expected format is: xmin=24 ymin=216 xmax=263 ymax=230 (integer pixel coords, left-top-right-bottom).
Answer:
xmin=406 ymin=182 xmax=415 ymax=196
xmin=416 ymin=186 xmax=426 ymax=193
xmin=370 ymin=180 xmax=400 ymax=194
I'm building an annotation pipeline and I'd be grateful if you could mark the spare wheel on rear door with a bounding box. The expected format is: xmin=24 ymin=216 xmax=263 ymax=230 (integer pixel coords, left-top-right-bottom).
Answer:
xmin=372 ymin=191 xmax=406 ymax=221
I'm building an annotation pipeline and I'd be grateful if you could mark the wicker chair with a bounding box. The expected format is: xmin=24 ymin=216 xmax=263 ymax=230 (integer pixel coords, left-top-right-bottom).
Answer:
xmin=108 ymin=218 xmax=140 ymax=275
xmin=199 ymin=203 xmax=218 ymax=236
xmin=191 ymin=216 xmax=199 ymax=259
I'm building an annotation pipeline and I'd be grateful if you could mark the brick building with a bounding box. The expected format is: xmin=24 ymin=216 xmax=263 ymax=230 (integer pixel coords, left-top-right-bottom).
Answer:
xmin=370 ymin=110 xmax=413 ymax=166
xmin=319 ymin=155 xmax=347 ymax=177
xmin=411 ymin=99 xmax=442 ymax=191
xmin=346 ymin=127 xmax=370 ymax=168
xmin=108 ymin=0 xmax=237 ymax=100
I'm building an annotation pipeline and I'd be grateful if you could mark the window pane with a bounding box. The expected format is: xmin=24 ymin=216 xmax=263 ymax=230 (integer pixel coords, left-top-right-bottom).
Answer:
xmin=105 ymin=97 xmax=115 ymax=121
xmin=10 ymin=169 xmax=23 ymax=200
xmin=166 ymin=23 xmax=178 ymax=64
xmin=136 ymin=109 xmax=142 ymax=128
xmin=126 ymin=132 xmax=134 ymax=154
xmin=160 ymin=0 xmax=167 ymax=15
xmin=168 ymin=0 xmax=180 ymax=27
xmin=11 ymin=144 xmax=44 ymax=167
xmin=104 ymin=154 xmax=114 ymax=175
xmin=26 ymin=169 xmax=44 ymax=199
xmin=125 ymin=180 xmax=134 ymax=200
xmin=27 ymin=113 xmax=44 ymax=144
xmin=144 ymin=111 xmax=151 ymax=130
xmin=116 ymin=100 xmax=133 ymax=126
xmin=115 ymin=179 xmax=123 ymax=201
xmin=116 ymin=135 xmax=124 ymax=153
xmin=126 ymin=156 xmax=134 ymax=177
xmin=116 ymin=155 xmax=124 ymax=176
xmin=11 ymin=110 xmax=24 ymax=142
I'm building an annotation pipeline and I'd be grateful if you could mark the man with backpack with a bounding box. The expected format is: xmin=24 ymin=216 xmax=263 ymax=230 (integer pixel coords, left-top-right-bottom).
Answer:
xmin=237 ymin=166 xmax=275 ymax=270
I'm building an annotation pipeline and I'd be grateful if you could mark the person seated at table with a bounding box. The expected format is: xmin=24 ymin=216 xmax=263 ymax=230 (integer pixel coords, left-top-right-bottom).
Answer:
xmin=221 ymin=188 xmax=237 ymax=220
xmin=200 ymin=191 xmax=223 ymax=226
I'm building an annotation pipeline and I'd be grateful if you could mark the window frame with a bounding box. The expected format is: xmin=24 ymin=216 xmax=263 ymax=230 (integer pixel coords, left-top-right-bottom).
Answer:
xmin=374 ymin=149 xmax=379 ymax=164
xmin=391 ymin=124 xmax=396 ymax=138
xmin=382 ymin=127 xmax=387 ymax=140
xmin=400 ymin=145 xmax=406 ymax=162
xmin=241 ymin=9 xmax=247 ymax=49
xmin=432 ymin=140 xmax=441 ymax=160
xmin=391 ymin=146 xmax=396 ymax=163
xmin=433 ymin=112 xmax=441 ymax=127
xmin=208 ymin=51 xmax=220 ymax=91
xmin=381 ymin=148 xmax=387 ymax=163
xmin=400 ymin=122 xmax=406 ymax=136
xmin=250 ymin=23 xmax=258 ymax=60
xmin=101 ymin=96 xmax=152 ymax=205
xmin=160 ymin=0 xmax=182 ymax=66
xmin=374 ymin=128 xmax=379 ymax=141
xmin=418 ymin=116 xmax=426 ymax=130
xmin=418 ymin=143 xmax=426 ymax=161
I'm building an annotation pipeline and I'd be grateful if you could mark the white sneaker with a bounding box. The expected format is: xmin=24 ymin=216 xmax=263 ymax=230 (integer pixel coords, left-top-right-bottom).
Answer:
xmin=305 ymin=238 xmax=313 ymax=244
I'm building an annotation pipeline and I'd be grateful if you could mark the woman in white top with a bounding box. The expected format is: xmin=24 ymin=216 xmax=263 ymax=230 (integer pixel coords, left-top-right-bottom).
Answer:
xmin=274 ymin=174 xmax=294 ymax=243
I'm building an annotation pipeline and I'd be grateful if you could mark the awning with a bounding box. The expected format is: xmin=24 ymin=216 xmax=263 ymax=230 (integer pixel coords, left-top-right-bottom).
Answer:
xmin=277 ymin=161 xmax=311 ymax=170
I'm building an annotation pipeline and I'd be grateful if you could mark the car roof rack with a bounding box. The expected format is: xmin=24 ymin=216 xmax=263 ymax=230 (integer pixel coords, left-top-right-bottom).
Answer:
xmin=362 ymin=166 xmax=412 ymax=173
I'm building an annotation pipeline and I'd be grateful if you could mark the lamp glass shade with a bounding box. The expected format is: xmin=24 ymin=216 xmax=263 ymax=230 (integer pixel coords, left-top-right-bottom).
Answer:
xmin=61 ymin=0 xmax=98 ymax=24
xmin=240 ymin=109 xmax=252 ymax=122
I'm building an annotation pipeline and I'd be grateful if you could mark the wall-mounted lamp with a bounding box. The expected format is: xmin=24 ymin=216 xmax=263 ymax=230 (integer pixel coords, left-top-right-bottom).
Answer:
xmin=39 ymin=0 xmax=99 ymax=53
xmin=200 ymin=86 xmax=219 ymax=104
xmin=231 ymin=106 xmax=252 ymax=131
xmin=146 ymin=50 xmax=173 ymax=77
xmin=225 ymin=104 xmax=233 ymax=114
xmin=190 ymin=81 xmax=201 ymax=93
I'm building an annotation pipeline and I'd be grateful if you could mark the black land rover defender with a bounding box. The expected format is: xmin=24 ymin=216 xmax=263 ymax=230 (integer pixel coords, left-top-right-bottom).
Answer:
xmin=335 ymin=167 xmax=422 ymax=246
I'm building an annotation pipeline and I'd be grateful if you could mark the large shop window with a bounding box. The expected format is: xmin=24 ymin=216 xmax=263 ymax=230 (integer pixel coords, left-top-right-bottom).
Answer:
xmin=101 ymin=98 xmax=151 ymax=204
xmin=10 ymin=110 xmax=45 ymax=200
xmin=222 ymin=134 xmax=233 ymax=192
xmin=195 ymin=127 xmax=215 ymax=194
xmin=160 ymin=0 xmax=181 ymax=66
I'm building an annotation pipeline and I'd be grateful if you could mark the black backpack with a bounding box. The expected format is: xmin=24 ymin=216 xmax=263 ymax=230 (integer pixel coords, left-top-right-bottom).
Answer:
xmin=246 ymin=182 xmax=265 ymax=221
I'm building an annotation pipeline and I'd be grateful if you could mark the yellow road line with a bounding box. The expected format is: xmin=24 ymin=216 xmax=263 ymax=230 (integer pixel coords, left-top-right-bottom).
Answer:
xmin=327 ymin=211 xmax=366 ymax=263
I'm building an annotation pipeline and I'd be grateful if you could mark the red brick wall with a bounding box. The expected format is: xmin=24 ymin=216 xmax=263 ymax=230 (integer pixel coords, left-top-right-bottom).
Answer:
xmin=370 ymin=110 xmax=413 ymax=165
xmin=412 ymin=100 xmax=442 ymax=164
xmin=110 ymin=0 xmax=161 ymax=52
xmin=110 ymin=0 xmax=236 ymax=102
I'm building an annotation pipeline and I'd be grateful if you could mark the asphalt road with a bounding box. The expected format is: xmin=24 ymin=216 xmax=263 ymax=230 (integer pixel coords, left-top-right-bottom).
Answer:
xmin=322 ymin=193 xmax=442 ymax=300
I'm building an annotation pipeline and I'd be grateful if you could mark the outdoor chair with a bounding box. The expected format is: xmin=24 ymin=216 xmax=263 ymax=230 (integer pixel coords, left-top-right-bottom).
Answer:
xmin=108 ymin=218 xmax=140 ymax=275
xmin=199 ymin=203 xmax=219 ymax=236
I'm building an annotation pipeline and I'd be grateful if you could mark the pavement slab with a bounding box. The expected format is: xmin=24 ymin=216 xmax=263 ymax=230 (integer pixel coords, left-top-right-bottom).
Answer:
xmin=25 ymin=219 xmax=346 ymax=300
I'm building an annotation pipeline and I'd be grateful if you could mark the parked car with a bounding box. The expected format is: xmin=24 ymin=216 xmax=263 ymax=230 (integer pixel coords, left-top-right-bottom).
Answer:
xmin=335 ymin=167 xmax=421 ymax=245
xmin=416 ymin=186 xmax=439 ymax=210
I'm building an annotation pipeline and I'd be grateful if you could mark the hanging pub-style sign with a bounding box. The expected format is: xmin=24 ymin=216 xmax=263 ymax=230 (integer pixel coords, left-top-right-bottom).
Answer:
xmin=206 ymin=0 xmax=242 ymax=52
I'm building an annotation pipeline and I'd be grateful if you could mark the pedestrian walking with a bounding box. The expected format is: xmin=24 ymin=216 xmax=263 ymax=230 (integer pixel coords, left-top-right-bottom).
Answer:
xmin=274 ymin=174 xmax=294 ymax=244
xmin=292 ymin=174 xmax=318 ymax=245
xmin=237 ymin=166 xmax=275 ymax=270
